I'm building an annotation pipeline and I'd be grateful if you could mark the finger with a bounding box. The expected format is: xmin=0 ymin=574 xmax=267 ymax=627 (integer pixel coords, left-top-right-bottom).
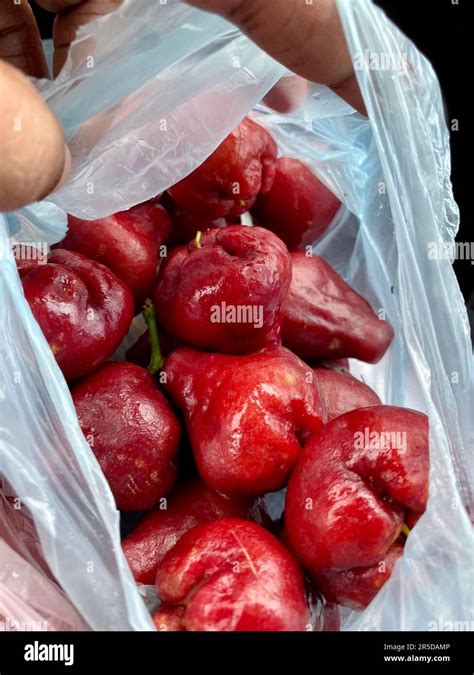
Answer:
xmin=187 ymin=0 xmax=366 ymax=114
xmin=0 ymin=0 xmax=48 ymax=77
xmin=36 ymin=0 xmax=122 ymax=76
xmin=0 ymin=60 xmax=67 ymax=212
xmin=263 ymin=76 xmax=308 ymax=114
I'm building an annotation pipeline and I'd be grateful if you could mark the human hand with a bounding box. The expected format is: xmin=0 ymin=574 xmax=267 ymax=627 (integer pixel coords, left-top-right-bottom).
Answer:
xmin=187 ymin=0 xmax=365 ymax=113
xmin=0 ymin=0 xmax=119 ymax=212
xmin=0 ymin=0 xmax=363 ymax=213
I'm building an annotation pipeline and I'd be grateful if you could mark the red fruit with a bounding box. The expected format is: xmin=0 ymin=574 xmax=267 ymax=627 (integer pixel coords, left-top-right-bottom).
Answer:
xmin=71 ymin=362 xmax=181 ymax=511
xmin=57 ymin=199 xmax=172 ymax=308
xmin=156 ymin=518 xmax=309 ymax=631
xmin=282 ymin=252 xmax=394 ymax=363
xmin=164 ymin=199 xmax=230 ymax=246
xmin=168 ymin=117 xmax=277 ymax=218
xmin=285 ymin=406 xmax=429 ymax=607
xmin=19 ymin=249 xmax=134 ymax=381
xmin=122 ymin=479 xmax=257 ymax=584
xmin=252 ymin=157 xmax=341 ymax=250
xmin=312 ymin=541 xmax=404 ymax=610
xmin=163 ymin=346 xmax=326 ymax=496
xmin=155 ymin=226 xmax=292 ymax=355
xmin=312 ymin=367 xmax=381 ymax=421
xmin=405 ymin=511 xmax=424 ymax=530
xmin=152 ymin=606 xmax=185 ymax=631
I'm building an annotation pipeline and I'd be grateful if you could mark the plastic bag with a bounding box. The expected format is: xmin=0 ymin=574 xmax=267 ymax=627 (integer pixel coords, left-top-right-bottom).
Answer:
xmin=0 ymin=0 xmax=472 ymax=631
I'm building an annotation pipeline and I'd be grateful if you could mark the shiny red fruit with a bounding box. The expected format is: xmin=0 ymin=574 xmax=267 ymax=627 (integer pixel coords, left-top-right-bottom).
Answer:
xmin=168 ymin=118 xmax=277 ymax=218
xmin=19 ymin=249 xmax=134 ymax=381
xmin=282 ymin=252 xmax=394 ymax=363
xmin=152 ymin=606 xmax=185 ymax=631
xmin=122 ymin=478 xmax=257 ymax=584
xmin=163 ymin=346 xmax=326 ymax=496
xmin=57 ymin=200 xmax=172 ymax=308
xmin=285 ymin=405 xmax=429 ymax=608
xmin=155 ymin=226 xmax=292 ymax=355
xmin=252 ymin=157 xmax=341 ymax=250
xmin=312 ymin=367 xmax=381 ymax=421
xmin=72 ymin=362 xmax=181 ymax=511
xmin=163 ymin=196 xmax=230 ymax=246
xmin=312 ymin=541 xmax=404 ymax=610
xmin=156 ymin=518 xmax=309 ymax=631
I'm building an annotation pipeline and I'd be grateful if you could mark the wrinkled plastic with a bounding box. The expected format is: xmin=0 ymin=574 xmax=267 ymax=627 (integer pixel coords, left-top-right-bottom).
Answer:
xmin=0 ymin=0 xmax=472 ymax=631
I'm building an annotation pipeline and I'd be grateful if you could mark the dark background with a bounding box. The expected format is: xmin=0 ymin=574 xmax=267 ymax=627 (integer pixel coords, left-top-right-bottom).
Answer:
xmin=375 ymin=0 xmax=471 ymax=305
xmin=32 ymin=0 xmax=472 ymax=307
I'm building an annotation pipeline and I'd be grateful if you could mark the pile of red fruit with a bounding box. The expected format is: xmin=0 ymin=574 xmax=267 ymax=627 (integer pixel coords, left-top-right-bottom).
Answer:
xmin=19 ymin=117 xmax=429 ymax=631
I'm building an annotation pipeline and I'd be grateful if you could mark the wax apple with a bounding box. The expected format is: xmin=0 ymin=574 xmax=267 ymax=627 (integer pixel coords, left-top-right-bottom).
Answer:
xmin=156 ymin=518 xmax=309 ymax=631
xmin=57 ymin=199 xmax=172 ymax=308
xmin=72 ymin=362 xmax=181 ymax=511
xmin=19 ymin=249 xmax=134 ymax=381
xmin=285 ymin=406 xmax=429 ymax=608
xmin=313 ymin=367 xmax=381 ymax=421
xmin=168 ymin=117 xmax=277 ymax=218
xmin=122 ymin=479 xmax=258 ymax=584
xmin=282 ymin=253 xmax=394 ymax=363
xmin=163 ymin=346 xmax=326 ymax=496
xmin=153 ymin=607 xmax=185 ymax=631
xmin=160 ymin=197 xmax=230 ymax=247
xmin=155 ymin=226 xmax=292 ymax=354
xmin=312 ymin=541 xmax=404 ymax=610
xmin=252 ymin=157 xmax=341 ymax=250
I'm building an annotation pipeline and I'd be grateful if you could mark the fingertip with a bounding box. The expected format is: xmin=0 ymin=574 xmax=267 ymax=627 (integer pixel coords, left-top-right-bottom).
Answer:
xmin=0 ymin=61 xmax=66 ymax=212
xmin=263 ymin=76 xmax=309 ymax=114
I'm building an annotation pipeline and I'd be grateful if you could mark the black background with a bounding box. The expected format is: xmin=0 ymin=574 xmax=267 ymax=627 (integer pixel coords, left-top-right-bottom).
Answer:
xmin=0 ymin=630 xmax=471 ymax=674
xmin=32 ymin=0 xmax=472 ymax=305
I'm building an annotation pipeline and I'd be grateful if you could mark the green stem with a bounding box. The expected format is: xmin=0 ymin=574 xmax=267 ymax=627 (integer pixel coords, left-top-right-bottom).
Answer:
xmin=401 ymin=523 xmax=410 ymax=538
xmin=142 ymin=300 xmax=164 ymax=375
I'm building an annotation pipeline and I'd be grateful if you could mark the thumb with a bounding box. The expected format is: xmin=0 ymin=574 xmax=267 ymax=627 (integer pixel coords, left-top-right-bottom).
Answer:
xmin=0 ymin=61 xmax=68 ymax=212
xmin=187 ymin=0 xmax=365 ymax=113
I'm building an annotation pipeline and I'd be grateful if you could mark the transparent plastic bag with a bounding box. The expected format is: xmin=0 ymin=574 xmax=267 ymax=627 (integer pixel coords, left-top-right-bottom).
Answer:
xmin=0 ymin=483 xmax=87 ymax=632
xmin=0 ymin=0 xmax=472 ymax=631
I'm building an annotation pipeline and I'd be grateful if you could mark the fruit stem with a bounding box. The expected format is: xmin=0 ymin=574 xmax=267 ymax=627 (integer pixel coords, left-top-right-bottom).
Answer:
xmin=195 ymin=230 xmax=202 ymax=249
xmin=401 ymin=523 xmax=410 ymax=538
xmin=143 ymin=300 xmax=164 ymax=374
